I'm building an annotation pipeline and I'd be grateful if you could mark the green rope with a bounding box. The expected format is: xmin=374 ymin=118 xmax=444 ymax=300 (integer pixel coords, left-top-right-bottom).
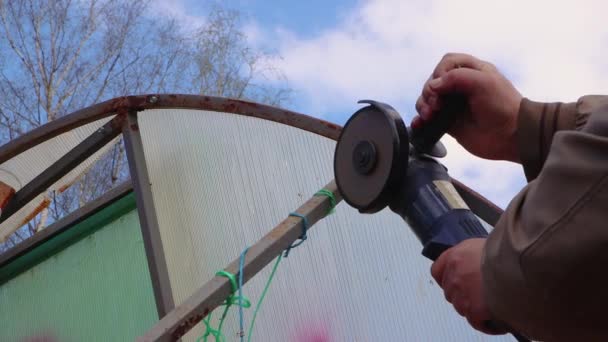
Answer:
xmin=314 ymin=189 xmax=337 ymax=215
xmin=247 ymin=254 xmax=283 ymax=342
xmin=196 ymin=270 xmax=251 ymax=342
xmin=197 ymin=187 xmax=335 ymax=341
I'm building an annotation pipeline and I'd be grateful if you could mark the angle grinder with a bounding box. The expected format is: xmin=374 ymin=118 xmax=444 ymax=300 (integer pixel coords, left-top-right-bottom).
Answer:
xmin=333 ymin=98 xmax=530 ymax=342
xmin=333 ymin=97 xmax=488 ymax=260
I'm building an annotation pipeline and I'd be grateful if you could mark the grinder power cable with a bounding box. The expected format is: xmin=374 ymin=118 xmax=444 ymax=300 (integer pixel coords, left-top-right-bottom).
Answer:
xmin=333 ymin=97 xmax=530 ymax=342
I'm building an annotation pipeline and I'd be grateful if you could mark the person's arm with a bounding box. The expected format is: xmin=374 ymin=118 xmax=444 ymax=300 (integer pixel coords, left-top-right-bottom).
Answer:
xmin=483 ymin=102 xmax=608 ymax=341
xmin=516 ymin=95 xmax=608 ymax=180
xmin=419 ymin=53 xmax=608 ymax=340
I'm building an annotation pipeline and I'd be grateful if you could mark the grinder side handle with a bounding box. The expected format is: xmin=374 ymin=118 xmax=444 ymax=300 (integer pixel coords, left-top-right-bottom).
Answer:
xmin=411 ymin=94 xmax=467 ymax=153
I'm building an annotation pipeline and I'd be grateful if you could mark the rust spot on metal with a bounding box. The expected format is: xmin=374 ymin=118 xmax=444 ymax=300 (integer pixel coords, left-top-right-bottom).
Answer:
xmin=322 ymin=120 xmax=341 ymax=131
xmin=223 ymin=102 xmax=238 ymax=113
xmin=19 ymin=198 xmax=51 ymax=227
xmin=115 ymin=107 xmax=129 ymax=117
xmin=58 ymin=168 xmax=96 ymax=193
xmin=109 ymin=112 xmax=128 ymax=130
xmin=108 ymin=96 xmax=150 ymax=117
xmin=130 ymin=123 xmax=139 ymax=131
xmin=0 ymin=182 xmax=15 ymax=209
xmin=171 ymin=312 xmax=205 ymax=340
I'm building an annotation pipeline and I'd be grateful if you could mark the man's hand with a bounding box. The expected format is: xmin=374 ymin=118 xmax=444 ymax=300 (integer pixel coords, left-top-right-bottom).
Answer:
xmin=413 ymin=53 xmax=523 ymax=163
xmin=431 ymin=238 xmax=506 ymax=335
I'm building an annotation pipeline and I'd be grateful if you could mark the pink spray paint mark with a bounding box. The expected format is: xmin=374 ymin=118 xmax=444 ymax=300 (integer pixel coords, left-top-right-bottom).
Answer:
xmin=293 ymin=322 xmax=332 ymax=342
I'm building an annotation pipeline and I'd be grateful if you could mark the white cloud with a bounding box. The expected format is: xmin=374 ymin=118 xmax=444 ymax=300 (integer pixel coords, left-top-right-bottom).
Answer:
xmin=149 ymin=0 xmax=206 ymax=30
xmin=243 ymin=20 xmax=265 ymax=47
xmin=278 ymin=0 xmax=608 ymax=106
xmin=270 ymin=0 xmax=608 ymax=208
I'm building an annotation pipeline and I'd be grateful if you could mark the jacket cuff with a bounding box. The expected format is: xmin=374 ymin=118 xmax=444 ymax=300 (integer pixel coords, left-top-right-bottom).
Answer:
xmin=517 ymin=98 xmax=577 ymax=181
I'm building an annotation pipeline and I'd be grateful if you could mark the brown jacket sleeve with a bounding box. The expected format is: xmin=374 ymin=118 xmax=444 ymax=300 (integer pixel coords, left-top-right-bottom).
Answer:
xmin=517 ymin=96 xmax=608 ymax=180
xmin=482 ymin=95 xmax=608 ymax=341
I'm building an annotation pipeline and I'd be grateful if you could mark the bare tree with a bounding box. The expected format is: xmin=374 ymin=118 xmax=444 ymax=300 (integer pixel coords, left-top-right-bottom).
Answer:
xmin=0 ymin=0 xmax=290 ymax=251
xmin=187 ymin=7 xmax=291 ymax=104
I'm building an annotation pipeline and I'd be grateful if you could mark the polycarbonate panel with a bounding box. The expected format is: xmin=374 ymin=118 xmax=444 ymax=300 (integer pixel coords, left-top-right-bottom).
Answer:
xmin=0 ymin=117 xmax=118 ymax=241
xmin=139 ymin=109 xmax=510 ymax=341
xmin=0 ymin=209 xmax=158 ymax=341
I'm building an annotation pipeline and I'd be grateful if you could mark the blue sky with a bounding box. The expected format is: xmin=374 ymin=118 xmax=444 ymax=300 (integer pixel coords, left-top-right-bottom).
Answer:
xmin=220 ymin=0 xmax=355 ymax=39
xmin=156 ymin=0 xmax=608 ymax=208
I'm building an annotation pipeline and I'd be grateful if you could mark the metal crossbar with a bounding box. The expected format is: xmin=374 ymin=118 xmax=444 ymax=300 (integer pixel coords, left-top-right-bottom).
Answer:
xmin=137 ymin=180 xmax=341 ymax=342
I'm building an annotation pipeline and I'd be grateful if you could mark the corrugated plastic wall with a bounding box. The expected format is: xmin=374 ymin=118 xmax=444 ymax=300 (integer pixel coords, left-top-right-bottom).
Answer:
xmin=0 ymin=208 xmax=158 ymax=342
xmin=139 ymin=109 xmax=511 ymax=341
xmin=0 ymin=116 xmax=118 ymax=241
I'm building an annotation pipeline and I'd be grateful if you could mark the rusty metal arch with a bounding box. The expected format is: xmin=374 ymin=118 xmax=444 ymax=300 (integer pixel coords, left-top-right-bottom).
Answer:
xmin=0 ymin=94 xmax=341 ymax=165
xmin=0 ymin=94 xmax=501 ymax=223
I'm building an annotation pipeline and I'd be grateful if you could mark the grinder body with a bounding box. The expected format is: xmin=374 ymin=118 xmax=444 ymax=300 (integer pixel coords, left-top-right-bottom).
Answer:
xmin=389 ymin=155 xmax=487 ymax=260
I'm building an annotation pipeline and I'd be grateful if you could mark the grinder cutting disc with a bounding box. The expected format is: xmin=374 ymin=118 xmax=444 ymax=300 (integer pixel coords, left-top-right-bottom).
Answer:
xmin=334 ymin=100 xmax=409 ymax=213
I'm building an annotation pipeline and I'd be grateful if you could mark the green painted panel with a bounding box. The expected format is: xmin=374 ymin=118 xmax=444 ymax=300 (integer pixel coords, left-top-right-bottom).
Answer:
xmin=0 ymin=193 xmax=137 ymax=284
xmin=0 ymin=208 xmax=158 ymax=341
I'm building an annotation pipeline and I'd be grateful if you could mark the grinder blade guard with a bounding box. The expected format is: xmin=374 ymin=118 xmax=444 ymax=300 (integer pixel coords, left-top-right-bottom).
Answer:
xmin=333 ymin=100 xmax=409 ymax=214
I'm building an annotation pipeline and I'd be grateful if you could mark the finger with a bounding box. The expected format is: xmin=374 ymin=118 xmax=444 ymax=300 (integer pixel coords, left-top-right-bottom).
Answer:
xmin=430 ymin=251 xmax=449 ymax=286
xmin=468 ymin=317 xmax=490 ymax=333
xmin=411 ymin=115 xmax=422 ymax=129
xmin=428 ymin=94 xmax=441 ymax=112
xmin=421 ymin=84 xmax=443 ymax=113
xmin=441 ymin=262 xmax=457 ymax=303
xmin=467 ymin=300 xmax=508 ymax=335
xmin=433 ymin=53 xmax=486 ymax=78
xmin=422 ymin=80 xmax=437 ymax=101
xmin=429 ymin=68 xmax=485 ymax=96
xmin=469 ymin=304 xmax=509 ymax=335
xmin=452 ymin=295 xmax=470 ymax=317
xmin=415 ymin=95 xmax=424 ymax=113
xmin=415 ymin=96 xmax=432 ymax=120
xmin=468 ymin=318 xmax=509 ymax=335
